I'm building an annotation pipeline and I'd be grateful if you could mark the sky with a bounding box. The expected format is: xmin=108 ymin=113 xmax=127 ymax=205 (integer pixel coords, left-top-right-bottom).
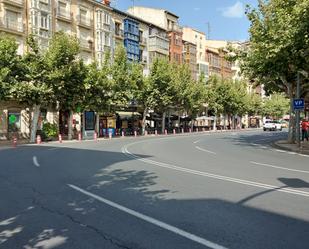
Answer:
xmin=111 ymin=0 xmax=258 ymax=41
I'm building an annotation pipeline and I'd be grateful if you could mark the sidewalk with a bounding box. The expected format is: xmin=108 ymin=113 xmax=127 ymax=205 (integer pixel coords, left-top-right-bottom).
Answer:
xmin=274 ymin=140 xmax=309 ymax=155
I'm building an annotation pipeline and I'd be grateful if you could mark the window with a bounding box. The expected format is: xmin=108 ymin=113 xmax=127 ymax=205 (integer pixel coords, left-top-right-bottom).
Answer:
xmin=104 ymin=12 xmax=110 ymax=24
xmin=40 ymin=13 xmax=49 ymax=29
xmin=8 ymin=112 xmax=21 ymax=132
xmin=80 ymin=8 xmax=88 ymax=23
xmin=58 ymin=2 xmax=68 ymax=17
xmin=139 ymin=30 xmax=143 ymax=42
xmin=104 ymin=32 xmax=110 ymax=46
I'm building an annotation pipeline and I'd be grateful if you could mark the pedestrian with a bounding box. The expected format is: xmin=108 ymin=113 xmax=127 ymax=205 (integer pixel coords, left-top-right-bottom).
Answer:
xmin=301 ymin=118 xmax=309 ymax=141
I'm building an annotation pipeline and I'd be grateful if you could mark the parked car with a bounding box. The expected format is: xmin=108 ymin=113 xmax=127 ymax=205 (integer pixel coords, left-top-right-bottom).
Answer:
xmin=280 ymin=120 xmax=289 ymax=128
xmin=263 ymin=120 xmax=282 ymax=131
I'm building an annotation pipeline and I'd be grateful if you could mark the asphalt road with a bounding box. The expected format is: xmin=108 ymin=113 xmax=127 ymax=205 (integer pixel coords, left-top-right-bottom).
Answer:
xmin=0 ymin=129 xmax=308 ymax=249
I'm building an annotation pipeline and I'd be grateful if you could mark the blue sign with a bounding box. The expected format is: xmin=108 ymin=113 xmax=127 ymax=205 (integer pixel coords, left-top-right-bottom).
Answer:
xmin=293 ymin=99 xmax=305 ymax=110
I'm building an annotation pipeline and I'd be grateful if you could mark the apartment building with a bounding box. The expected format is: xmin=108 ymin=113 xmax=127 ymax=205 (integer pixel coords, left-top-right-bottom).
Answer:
xmin=204 ymin=40 xmax=233 ymax=79
xmin=182 ymin=40 xmax=197 ymax=80
xmin=182 ymin=27 xmax=209 ymax=81
xmin=127 ymin=6 xmax=182 ymax=64
xmin=0 ymin=0 xmax=26 ymax=54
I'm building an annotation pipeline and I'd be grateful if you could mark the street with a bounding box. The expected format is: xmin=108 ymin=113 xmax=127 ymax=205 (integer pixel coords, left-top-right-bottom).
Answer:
xmin=0 ymin=130 xmax=309 ymax=249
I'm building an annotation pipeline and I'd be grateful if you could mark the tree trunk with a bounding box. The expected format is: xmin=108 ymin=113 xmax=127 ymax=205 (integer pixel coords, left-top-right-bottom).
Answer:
xmin=68 ymin=110 xmax=73 ymax=140
xmin=96 ymin=112 xmax=100 ymax=136
xmin=141 ymin=107 xmax=148 ymax=135
xmin=30 ymin=104 xmax=41 ymax=143
xmin=161 ymin=111 xmax=166 ymax=134
xmin=213 ymin=115 xmax=217 ymax=131
xmin=223 ymin=113 xmax=227 ymax=130
xmin=287 ymin=84 xmax=295 ymax=143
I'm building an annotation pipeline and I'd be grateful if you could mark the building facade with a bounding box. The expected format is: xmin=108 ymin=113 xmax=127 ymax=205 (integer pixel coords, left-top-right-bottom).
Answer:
xmin=182 ymin=27 xmax=209 ymax=81
xmin=182 ymin=40 xmax=197 ymax=80
xmin=127 ymin=6 xmax=182 ymax=64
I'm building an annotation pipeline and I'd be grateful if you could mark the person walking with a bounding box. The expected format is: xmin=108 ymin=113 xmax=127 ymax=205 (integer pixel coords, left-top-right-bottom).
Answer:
xmin=301 ymin=118 xmax=309 ymax=141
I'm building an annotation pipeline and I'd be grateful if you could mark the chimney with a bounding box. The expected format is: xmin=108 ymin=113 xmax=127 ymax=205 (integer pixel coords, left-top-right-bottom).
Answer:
xmin=103 ymin=0 xmax=110 ymax=5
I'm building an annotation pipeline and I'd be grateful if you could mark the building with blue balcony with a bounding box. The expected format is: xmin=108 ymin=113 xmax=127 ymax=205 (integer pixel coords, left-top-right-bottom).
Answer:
xmin=123 ymin=18 xmax=140 ymax=61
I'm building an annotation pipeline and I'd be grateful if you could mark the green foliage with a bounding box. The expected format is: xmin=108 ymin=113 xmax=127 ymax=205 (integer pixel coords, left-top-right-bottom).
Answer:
xmin=12 ymin=35 xmax=51 ymax=106
xmin=111 ymin=46 xmax=135 ymax=109
xmin=149 ymin=57 xmax=175 ymax=112
xmin=206 ymin=76 xmax=257 ymax=116
xmin=84 ymin=51 xmax=113 ymax=112
xmin=42 ymin=122 xmax=58 ymax=139
xmin=262 ymin=93 xmax=290 ymax=119
xmin=45 ymin=31 xmax=86 ymax=111
xmin=0 ymin=35 xmax=22 ymax=100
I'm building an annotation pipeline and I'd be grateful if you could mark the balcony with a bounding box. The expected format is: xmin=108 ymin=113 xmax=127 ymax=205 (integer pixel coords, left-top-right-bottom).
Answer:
xmin=77 ymin=15 xmax=91 ymax=29
xmin=0 ymin=18 xmax=23 ymax=33
xmin=79 ymin=39 xmax=92 ymax=51
xmin=56 ymin=10 xmax=72 ymax=22
xmin=140 ymin=37 xmax=147 ymax=46
xmin=115 ymin=29 xmax=124 ymax=39
xmin=2 ymin=0 xmax=24 ymax=7
xmin=167 ymin=24 xmax=182 ymax=33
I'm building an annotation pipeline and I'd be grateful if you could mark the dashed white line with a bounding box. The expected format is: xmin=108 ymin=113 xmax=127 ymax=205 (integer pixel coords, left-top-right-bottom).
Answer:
xmin=32 ymin=156 xmax=40 ymax=167
xmin=68 ymin=184 xmax=227 ymax=249
xmin=195 ymin=146 xmax=217 ymax=155
xmin=122 ymin=144 xmax=309 ymax=198
xmin=250 ymin=161 xmax=309 ymax=174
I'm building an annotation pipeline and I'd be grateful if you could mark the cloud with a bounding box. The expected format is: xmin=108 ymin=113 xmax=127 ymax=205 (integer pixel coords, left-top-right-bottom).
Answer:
xmin=221 ymin=1 xmax=244 ymax=18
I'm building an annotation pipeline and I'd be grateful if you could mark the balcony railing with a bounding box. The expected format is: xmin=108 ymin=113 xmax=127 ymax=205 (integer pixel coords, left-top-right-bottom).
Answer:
xmin=2 ymin=18 xmax=23 ymax=32
xmin=77 ymin=15 xmax=91 ymax=27
xmin=115 ymin=29 xmax=124 ymax=37
xmin=79 ymin=39 xmax=92 ymax=50
xmin=3 ymin=0 xmax=23 ymax=5
xmin=57 ymin=10 xmax=71 ymax=20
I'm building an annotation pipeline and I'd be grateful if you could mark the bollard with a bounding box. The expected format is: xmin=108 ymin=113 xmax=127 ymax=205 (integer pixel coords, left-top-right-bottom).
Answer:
xmin=109 ymin=132 xmax=112 ymax=140
xmin=182 ymin=128 xmax=184 ymax=134
xmin=203 ymin=127 xmax=205 ymax=132
xmin=145 ymin=130 xmax=148 ymax=136
xmin=58 ymin=134 xmax=62 ymax=143
xmin=173 ymin=129 xmax=176 ymax=135
xmin=78 ymin=132 xmax=82 ymax=142
xmin=155 ymin=130 xmax=158 ymax=136
xmin=134 ymin=130 xmax=137 ymax=137
xmin=196 ymin=128 xmax=198 ymax=133
xmin=164 ymin=129 xmax=167 ymax=135
xmin=36 ymin=135 xmax=41 ymax=144
xmin=189 ymin=128 xmax=192 ymax=133
xmin=13 ymin=136 xmax=17 ymax=148
xmin=121 ymin=131 xmax=125 ymax=138
xmin=94 ymin=132 xmax=98 ymax=141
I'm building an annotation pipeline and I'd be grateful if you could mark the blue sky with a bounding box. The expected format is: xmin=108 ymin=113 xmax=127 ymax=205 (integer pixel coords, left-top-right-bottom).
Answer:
xmin=111 ymin=0 xmax=258 ymax=41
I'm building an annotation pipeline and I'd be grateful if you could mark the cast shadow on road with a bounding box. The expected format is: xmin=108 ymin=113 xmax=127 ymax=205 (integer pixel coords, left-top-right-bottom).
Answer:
xmin=221 ymin=131 xmax=288 ymax=148
xmin=0 ymin=145 xmax=309 ymax=249
xmin=238 ymin=178 xmax=309 ymax=205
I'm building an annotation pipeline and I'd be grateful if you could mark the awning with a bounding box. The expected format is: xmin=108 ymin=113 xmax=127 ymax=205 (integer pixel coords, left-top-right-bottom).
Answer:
xmin=117 ymin=111 xmax=141 ymax=119
xmin=195 ymin=116 xmax=215 ymax=121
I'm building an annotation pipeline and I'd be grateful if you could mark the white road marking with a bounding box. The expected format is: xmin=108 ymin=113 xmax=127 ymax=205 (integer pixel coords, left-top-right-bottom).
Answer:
xmin=47 ymin=148 xmax=60 ymax=151
xmin=68 ymin=184 xmax=227 ymax=249
xmin=275 ymin=149 xmax=286 ymax=153
xmin=122 ymin=144 xmax=309 ymax=198
xmin=195 ymin=146 xmax=217 ymax=155
xmin=250 ymin=161 xmax=309 ymax=174
xmin=193 ymin=140 xmax=201 ymax=144
xmin=32 ymin=156 xmax=40 ymax=167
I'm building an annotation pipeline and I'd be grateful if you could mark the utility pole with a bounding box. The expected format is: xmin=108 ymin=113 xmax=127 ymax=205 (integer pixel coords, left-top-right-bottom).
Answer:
xmin=205 ymin=22 xmax=211 ymax=39
xmin=296 ymin=72 xmax=301 ymax=147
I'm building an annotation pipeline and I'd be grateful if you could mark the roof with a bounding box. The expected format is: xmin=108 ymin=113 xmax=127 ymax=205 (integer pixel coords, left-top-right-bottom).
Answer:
xmin=130 ymin=6 xmax=179 ymax=19
xmin=112 ymin=7 xmax=167 ymax=31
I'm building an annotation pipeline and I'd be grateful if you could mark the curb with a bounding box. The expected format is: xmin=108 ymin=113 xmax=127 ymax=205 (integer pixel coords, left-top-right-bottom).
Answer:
xmin=273 ymin=140 xmax=309 ymax=155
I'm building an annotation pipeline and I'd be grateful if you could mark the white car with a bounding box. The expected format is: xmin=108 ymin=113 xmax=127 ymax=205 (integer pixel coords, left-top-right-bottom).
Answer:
xmin=263 ymin=120 xmax=282 ymax=131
